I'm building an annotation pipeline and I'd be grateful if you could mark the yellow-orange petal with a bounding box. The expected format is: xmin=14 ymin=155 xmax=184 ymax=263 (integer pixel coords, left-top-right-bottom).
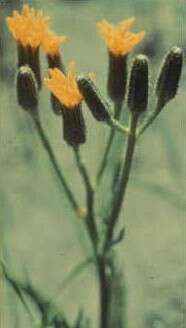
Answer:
xmin=6 ymin=4 xmax=50 ymax=48
xmin=97 ymin=17 xmax=145 ymax=56
xmin=44 ymin=63 xmax=83 ymax=109
xmin=42 ymin=31 xmax=66 ymax=57
xmin=118 ymin=17 xmax=135 ymax=33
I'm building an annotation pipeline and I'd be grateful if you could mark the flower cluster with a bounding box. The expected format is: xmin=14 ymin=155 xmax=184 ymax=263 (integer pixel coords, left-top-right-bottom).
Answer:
xmin=7 ymin=4 xmax=183 ymax=148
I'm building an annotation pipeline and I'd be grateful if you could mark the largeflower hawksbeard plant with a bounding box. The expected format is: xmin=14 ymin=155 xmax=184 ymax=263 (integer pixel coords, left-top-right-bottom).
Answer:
xmin=4 ymin=4 xmax=184 ymax=328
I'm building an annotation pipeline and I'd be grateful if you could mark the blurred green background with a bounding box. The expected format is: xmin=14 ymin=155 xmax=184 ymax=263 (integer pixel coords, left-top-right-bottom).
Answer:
xmin=0 ymin=0 xmax=186 ymax=327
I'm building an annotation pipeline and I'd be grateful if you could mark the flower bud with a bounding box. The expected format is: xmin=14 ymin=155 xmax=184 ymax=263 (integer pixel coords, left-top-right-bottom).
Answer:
xmin=62 ymin=105 xmax=86 ymax=147
xmin=128 ymin=54 xmax=149 ymax=114
xmin=107 ymin=52 xmax=128 ymax=104
xmin=77 ymin=76 xmax=112 ymax=122
xmin=156 ymin=46 xmax=183 ymax=109
xmin=17 ymin=65 xmax=38 ymax=111
xmin=18 ymin=43 xmax=41 ymax=89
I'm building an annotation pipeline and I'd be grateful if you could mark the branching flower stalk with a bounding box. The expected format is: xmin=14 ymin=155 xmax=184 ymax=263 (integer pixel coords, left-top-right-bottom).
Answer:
xmin=5 ymin=4 xmax=184 ymax=328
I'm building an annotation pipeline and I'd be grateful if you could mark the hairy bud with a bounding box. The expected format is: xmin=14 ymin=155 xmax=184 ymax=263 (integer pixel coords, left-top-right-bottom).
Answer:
xmin=77 ymin=76 xmax=112 ymax=122
xmin=156 ymin=46 xmax=183 ymax=109
xmin=17 ymin=65 xmax=38 ymax=111
xmin=128 ymin=54 xmax=149 ymax=114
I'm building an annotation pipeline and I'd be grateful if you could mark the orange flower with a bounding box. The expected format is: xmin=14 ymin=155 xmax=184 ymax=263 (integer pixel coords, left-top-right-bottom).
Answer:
xmin=6 ymin=4 xmax=50 ymax=49
xmin=42 ymin=31 xmax=66 ymax=57
xmin=45 ymin=63 xmax=83 ymax=109
xmin=97 ymin=17 xmax=145 ymax=56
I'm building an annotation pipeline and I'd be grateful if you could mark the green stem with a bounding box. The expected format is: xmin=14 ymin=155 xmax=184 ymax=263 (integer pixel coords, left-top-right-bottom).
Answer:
xmin=137 ymin=102 xmax=162 ymax=138
xmin=96 ymin=101 xmax=123 ymax=184
xmin=73 ymin=148 xmax=98 ymax=246
xmin=109 ymin=117 xmax=129 ymax=135
xmin=97 ymin=255 xmax=111 ymax=328
xmin=73 ymin=149 xmax=108 ymax=328
xmin=31 ymin=113 xmax=79 ymax=214
xmin=105 ymin=113 xmax=139 ymax=250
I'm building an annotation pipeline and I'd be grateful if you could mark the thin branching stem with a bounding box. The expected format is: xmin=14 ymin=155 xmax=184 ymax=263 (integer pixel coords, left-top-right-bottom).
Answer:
xmin=104 ymin=113 xmax=139 ymax=250
xmin=109 ymin=117 xmax=129 ymax=135
xmin=137 ymin=101 xmax=162 ymax=138
xmin=73 ymin=148 xmax=98 ymax=246
xmin=31 ymin=112 xmax=80 ymax=214
xmin=96 ymin=101 xmax=124 ymax=184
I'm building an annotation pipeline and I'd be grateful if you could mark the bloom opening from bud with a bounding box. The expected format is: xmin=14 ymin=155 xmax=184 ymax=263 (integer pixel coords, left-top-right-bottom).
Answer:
xmin=97 ymin=17 xmax=145 ymax=56
xmin=42 ymin=31 xmax=66 ymax=57
xmin=6 ymin=4 xmax=50 ymax=49
xmin=45 ymin=63 xmax=83 ymax=109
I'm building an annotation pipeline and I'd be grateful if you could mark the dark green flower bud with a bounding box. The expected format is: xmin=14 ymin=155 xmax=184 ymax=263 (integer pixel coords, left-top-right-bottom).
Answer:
xmin=77 ymin=76 xmax=112 ymax=122
xmin=156 ymin=47 xmax=183 ymax=109
xmin=17 ymin=65 xmax=38 ymax=111
xmin=62 ymin=105 xmax=86 ymax=147
xmin=128 ymin=54 xmax=149 ymax=114
xmin=107 ymin=52 xmax=128 ymax=104
xmin=17 ymin=43 xmax=41 ymax=89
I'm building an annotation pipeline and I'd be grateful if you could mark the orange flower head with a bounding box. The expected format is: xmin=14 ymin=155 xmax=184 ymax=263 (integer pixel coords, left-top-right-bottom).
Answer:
xmin=42 ymin=31 xmax=67 ymax=57
xmin=97 ymin=17 xmax=145 ymax=56
xmin=45 ymin=62 xmax=83 ymax=109
xmin=6 ymin=4 xmax=50 ymax=48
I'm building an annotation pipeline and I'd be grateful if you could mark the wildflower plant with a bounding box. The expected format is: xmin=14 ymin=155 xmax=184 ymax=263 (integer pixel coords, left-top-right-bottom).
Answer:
xmin=3 ymin=4 xmax=184 ymax=328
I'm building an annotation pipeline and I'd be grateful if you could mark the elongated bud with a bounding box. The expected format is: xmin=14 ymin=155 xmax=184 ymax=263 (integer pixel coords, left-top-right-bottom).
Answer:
xmin=17 ymin=43 xmax=41 ymax=89
xmin=77 ymin=76 xmax=112 ymax=122
xmin=156 ymin=47 xmax=183 ymax=109
xmin=128 ymin=54 xmax=149 ymax=114
xmin=62 ymin=106 xmax=86 ymax=147
xmin=47 ymin=54 xmax=65 ymax=116
xmin=107 ymin=52 xmax=128 ymax=104
xmin=17 ymin=65 xmax=38 ymax=111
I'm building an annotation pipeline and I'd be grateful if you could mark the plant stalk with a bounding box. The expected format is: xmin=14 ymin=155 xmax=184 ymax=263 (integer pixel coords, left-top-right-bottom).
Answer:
xmin=137 ymin=101 xmax=162 ymax=138
xmin=31 ymin=113 xmax=79 ymax=214
xmin=96 ymin=101 xmax=123 ymax=184
xmin=105 ymin=113 xmax=139 ymax=250
xmin=97 ymin=255 xmax=111 ymax=328
xmin=73 ymin=148 xmax=98 ymax=246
